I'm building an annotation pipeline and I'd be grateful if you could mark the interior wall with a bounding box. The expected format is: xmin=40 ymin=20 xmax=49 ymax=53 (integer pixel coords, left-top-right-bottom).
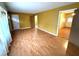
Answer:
xmin=10 ymin=12 xmax=33 ymax=29
xmin=38 ymin=10 xmax=58 ymax=35
xmin=30 ymin=15 xmax=35 ymax=28
xmin=38 ymin=2 xmax=79 ymax=36
xmin=59 ymin=12 xmax=66 ymax=29
xmin=19 ymin=13 xmax=31 ymax=29
xmin=69 ymin=10 xmax=79 ymax=47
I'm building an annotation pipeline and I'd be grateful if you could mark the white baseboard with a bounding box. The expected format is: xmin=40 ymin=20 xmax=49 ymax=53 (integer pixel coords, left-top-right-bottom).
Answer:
xmin=11 ymin=27 xmax=31 ymax=31
xmin=19 ymin=27 xmax=31 ymax=30
xmin=38 ymin=28 xmax=58 ymax=36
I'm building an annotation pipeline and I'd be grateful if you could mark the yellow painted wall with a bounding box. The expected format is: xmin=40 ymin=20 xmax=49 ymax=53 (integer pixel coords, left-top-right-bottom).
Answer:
xmin=59 ymin=12 xmax=66 ymax=29
xmin=11 ymin=13 xmax=33 ymax=29
xmin=19 ymin=14 xmax=31 ymax=28
xmin=38 ymin=2 xmax=79 ymax=35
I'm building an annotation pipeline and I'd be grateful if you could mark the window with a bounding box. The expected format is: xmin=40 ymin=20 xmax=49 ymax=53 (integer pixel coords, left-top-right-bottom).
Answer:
xmin=67 ymin=17 xmax=73 ymax=23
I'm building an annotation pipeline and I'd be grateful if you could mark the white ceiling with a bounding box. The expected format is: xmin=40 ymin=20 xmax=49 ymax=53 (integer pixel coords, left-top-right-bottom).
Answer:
xmin=5 ymin=2 xmax=75 ymax=14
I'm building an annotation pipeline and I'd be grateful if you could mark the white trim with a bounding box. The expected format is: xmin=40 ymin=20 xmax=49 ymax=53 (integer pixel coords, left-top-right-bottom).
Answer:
xmin=57 ymin=8 xmax=77 ymax=36
xmin=38 ymin=28 xmax=58 ymax=36
xmin=56 ymin=11 xmax=61 ymax=36
xmin=12 ymin=27 xmax=31 ymax=31
xmin=60 ymin=8 xmax=77 ymax=13
xmin=19 ymin=27 xmax=31 ymax=29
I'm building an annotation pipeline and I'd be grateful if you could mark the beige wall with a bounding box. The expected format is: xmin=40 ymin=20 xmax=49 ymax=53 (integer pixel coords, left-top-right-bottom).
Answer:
xmin=38 ymin=2 xmax=79 ymax=35
xmin=38 ymin=10 xmax=58 ymax=35
xmin=19 ymin=13 xmax=31 ymax=28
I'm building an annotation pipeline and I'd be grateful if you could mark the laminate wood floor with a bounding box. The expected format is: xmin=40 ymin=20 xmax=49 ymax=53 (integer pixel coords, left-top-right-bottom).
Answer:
xmin=59 ymin=27 xmax=71 ymax=39
xmin=8 ymin=28 xmax=68 ymax=56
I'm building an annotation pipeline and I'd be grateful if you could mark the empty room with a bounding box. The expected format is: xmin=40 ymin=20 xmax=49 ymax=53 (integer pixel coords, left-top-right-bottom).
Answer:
xmin=0 ymin=2 xmax=79 ymax=56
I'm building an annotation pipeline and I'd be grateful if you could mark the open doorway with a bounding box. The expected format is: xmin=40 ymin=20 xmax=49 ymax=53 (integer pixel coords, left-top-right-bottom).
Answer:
xmin=58 ymin=8 xmax=77 ymax=39
xmin=34 ymin=15 xmax=38 ymax=28
xmin=11 ymin=15 xmax=20 ymax=30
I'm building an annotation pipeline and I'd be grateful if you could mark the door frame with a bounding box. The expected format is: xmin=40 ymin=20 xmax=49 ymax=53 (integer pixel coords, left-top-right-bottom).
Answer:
xmin=56 ymin=8 xmax=77 ymax=36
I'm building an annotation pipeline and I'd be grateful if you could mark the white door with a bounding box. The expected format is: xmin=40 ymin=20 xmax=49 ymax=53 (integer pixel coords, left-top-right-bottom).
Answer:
xmin=12 ymin=15 xmax=19 ymax=30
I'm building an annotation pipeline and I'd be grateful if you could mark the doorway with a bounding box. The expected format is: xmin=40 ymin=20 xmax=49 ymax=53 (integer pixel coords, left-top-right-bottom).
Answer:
xmin=58 ymin=8 xmax=76 ymax=39
xmin=11 ymin=15 xmax=20 ymax=30
xmin=34 ymin=15 xmax=38 ymax=28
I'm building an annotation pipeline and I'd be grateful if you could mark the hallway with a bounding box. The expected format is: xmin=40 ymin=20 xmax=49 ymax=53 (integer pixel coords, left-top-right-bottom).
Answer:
xmin=8 ymin=28 xmax=68 ymax=56
xmin=59 ymin=27 xmax=71 ymax=39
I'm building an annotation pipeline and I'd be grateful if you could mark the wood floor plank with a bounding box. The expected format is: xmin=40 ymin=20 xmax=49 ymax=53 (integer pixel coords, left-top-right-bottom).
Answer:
xmin=8 ymin=28 xmax=68 ymax=56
